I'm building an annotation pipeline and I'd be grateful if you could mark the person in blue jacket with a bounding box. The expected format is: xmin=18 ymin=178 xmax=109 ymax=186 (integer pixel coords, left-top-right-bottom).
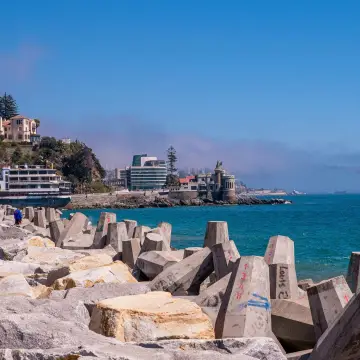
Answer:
xmin=14 ymin=208 xmax=23 ymax=225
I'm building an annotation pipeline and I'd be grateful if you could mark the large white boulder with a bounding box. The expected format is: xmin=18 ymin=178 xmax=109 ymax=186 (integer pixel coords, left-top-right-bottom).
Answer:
xmin=90 ymin=291 xmax=215 ymax=342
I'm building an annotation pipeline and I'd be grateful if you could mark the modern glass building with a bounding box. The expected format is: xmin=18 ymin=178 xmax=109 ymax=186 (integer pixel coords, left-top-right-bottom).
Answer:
xmin=132 ymin=154 xmax=147 ymax=167
xmin=128 ymin=156 xmax=167 ymax=190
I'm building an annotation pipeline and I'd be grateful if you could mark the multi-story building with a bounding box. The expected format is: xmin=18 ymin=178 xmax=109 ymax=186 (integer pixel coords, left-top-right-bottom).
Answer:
xmin=0 ymin=115 xmax=37 ymax=143
xmin=115 ymin=154 xmax=167 ymax=191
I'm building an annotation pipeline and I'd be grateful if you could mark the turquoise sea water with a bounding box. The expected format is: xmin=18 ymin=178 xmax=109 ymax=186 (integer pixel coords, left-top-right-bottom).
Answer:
xmin=63 ymin=194 xmax=360 ymax=281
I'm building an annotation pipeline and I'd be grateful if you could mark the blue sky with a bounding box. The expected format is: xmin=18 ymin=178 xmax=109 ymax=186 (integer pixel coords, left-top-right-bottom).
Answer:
xmin=1 ymin=1 xmax=360 ymax=192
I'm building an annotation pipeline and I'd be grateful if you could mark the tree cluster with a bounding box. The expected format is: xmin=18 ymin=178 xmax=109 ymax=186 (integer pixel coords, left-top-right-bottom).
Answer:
xmin=0 ymin=93 xmax=18 ymax=119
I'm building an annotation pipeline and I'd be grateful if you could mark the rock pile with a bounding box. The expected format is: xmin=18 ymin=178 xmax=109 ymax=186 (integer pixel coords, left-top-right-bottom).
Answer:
xmin=0 ymin=205 xmax=358 ymax=359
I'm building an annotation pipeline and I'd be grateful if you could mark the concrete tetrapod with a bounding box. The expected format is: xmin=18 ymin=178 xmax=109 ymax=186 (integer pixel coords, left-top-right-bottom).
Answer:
xmin=136 ymin=251 xmax=180 ymax=280
xmin=203 ymin=221 xmax=230 ymax=248
xmin=57 ymin=212 xmax=89 ymax=248
xmin=93 ymin=212 xmax=116 ymax=249
xmin=271 ymin=297 xmax=315 ymax=352
xmin=150 ymin=246 xmax=214 ymax=295
xmin=133 ymin=225 xmax=151 ymax=245
xmin=24 ymin=207 xmax=35 ymax=221
xmin=307 ymin=275 xmax=353 ymax=341
xmin=123 ymin=219 xmax=137 ymax=238
xmin=308 ymin=289 xmax=360 ymax=360
xmin=158 ymin=221 xmax=172 ymax=246
xmin=106 ymin=222 xmax=127 ymax=253
xmin=212 ymin=240 xmax=240 ymax=280
xmin=122 ymin=238 xmax=141 ymax=268
xmin=269 ymin=263 xmax=299 ymax=300
xmin=298 ymin=279 xmax=314 ymax=291
xmin=34 ymin=209 xmax=46 ymax=228
xmin=184 ymin=247 xmax=203 ymax=258
xmin=49 ymin=219 xmax=64 ymax=245
xmin=140 ymin=232 xmax=170 ymax=254
xmin=45 ymin=207 xmax=56 ymax=223
xmin=346 ymin=251 xmax=360 ymax=293
xmin=264 ymin=235 xmax=295 ymax=265
xmin=195 ymin=272 xmax=231 ymax=308
xmin=215 ymin=256 xmax=271 ymax=338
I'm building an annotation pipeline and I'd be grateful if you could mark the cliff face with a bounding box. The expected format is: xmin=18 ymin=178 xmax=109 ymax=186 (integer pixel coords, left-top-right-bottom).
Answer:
xmin=3 ymin=137 xmax=105 ymax=189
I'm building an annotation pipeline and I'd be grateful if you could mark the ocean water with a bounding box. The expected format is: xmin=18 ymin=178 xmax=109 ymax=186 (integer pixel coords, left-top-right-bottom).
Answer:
xmin=63 ymin=194 xmax=360 ymax=281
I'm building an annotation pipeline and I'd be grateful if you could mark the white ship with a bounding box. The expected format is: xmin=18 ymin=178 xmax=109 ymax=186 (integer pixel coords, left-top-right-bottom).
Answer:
xmin=0 ymin=165 xmax=71 ymax=207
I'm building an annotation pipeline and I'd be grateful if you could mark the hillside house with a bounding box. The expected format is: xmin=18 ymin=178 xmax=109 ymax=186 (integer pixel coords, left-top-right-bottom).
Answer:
xmin=0 ymin=115 xmax=37 ymax=143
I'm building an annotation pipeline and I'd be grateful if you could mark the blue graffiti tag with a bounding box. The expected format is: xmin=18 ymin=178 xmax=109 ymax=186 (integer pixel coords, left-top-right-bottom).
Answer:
xmin=248 ymin=293 xmax=271 ymax=311
xmin=237 ymin=293 xmax=271 ymax=311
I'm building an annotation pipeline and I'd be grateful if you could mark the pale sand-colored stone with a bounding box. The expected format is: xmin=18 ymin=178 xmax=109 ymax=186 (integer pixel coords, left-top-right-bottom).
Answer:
xmin=47 ymin=254 xmax=114 ymax=285
xmin=53 ymin=261 xmax=137 ymax=290
xmin=27 ymin=236 xmax=55 ymax=248
xmin=21 ymin=246 xmax=85 ymax=267
xmin=0 ymin=274 xmax=34 ymax=298
xmin=31 ymin=283 xmax=53 ymax=299
xmin=90 ymin=291 xmax=215 ymax=342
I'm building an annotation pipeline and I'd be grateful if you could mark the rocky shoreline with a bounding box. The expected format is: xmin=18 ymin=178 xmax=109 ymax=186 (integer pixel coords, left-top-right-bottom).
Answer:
xmin=0 ymin=205 xmax=357 ymax=359
xmin=68 ymin=193 xmax=291 ymax=210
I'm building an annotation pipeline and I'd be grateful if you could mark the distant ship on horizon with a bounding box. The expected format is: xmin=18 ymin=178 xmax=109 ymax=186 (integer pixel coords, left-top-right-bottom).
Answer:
xmin=333 ymin=191 xmax=347 ymax=195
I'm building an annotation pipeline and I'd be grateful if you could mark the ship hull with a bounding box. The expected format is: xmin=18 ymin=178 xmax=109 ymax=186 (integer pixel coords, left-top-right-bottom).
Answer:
xmin=0 ymin=195 xmax=71 ymax=208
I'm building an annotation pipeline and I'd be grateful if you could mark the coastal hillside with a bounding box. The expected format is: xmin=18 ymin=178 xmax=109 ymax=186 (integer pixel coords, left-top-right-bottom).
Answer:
xmin=0 ymin=136 xmax=106 ymax=193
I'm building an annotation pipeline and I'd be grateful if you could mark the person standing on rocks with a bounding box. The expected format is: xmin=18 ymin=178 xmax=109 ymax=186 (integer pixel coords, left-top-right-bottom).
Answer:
xmin=14 ymin=208 xmax=23 ymax=226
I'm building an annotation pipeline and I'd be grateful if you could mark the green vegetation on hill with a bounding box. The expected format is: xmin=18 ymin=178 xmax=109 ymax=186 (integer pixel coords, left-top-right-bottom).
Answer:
xmin=0 ymin=137 xmax=108 ymax=193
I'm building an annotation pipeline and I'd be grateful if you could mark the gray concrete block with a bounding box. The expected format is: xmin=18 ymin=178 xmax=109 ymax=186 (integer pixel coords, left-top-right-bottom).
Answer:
xmin=24 ymin=207 xmax=35 ymax=221
xmin=212 ymin=240 xmax=240 ymax=280
xmin=307 ymin=275 xmax=353 ymax=340
xmin=106 ymin=222 xmax=127 ymax=253
xmin=215 ymin=256 xmax=271 ymax=338
xmin=308 ymin=290 xmax=360 ymax=360
xmin=45 ymin=207 xmax=56 ymax=223
xmin=141 ymin=233 xmax=170 ymax=254
xmin=62 ymin=233 xmax=94 ymax=250
xmin=272 ymin=298 xmax=315 ymax=352
xmin=264 ymin=235 xmax=295 ymax=265
xmin=346 ymin=251 xmax=360 ymax=293
xmin=158 ymin=221 xmax=172 ymax=245
xmin=34 ymin=209 xmax=46 ymax=228
xmin=49 ymin=219 xmax=64 ymax=246
xmin=269 ymin=263 xmax=299 ymax=299
xmin=122 ymin=238 xmax=141 ymax=268
xmin=150 ymin=247 xmax=214 ymax=295
xmin=195 ymin=272 xmax=231 ymax=307
xmin=6 ymin=206 xmax=16 ymax=215
xmin=136 ymin=251 xmax=180 ymax=280
xmin=57 ymin=212 xmax=89 ymax=248
xmin=93 ymin=212 xmax=116 ymax=249
xmin=298 ymin=279 xmax=314 ymax=291
xmin=133 ymin=225 xmax=151 ymax=245
xmin=203 ymin=221 xmax=229 ymax=248
xmin=184 ymin=247 xmax=203 ymax=258
xmin=123 ymin=219 xmax=137 ymax=238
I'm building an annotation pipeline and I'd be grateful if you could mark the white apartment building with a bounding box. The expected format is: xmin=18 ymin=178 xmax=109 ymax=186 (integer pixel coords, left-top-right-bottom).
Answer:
xmin=0 ymin=115 xmax=37 ymax=142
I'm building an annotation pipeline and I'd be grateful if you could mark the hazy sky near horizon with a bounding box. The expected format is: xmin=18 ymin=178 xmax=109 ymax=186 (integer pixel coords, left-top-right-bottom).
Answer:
xmin=1 ymin=1 xmax=360 ymax=192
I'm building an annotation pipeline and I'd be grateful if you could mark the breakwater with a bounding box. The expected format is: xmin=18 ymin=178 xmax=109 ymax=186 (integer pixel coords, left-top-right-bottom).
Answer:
xmin=68 ymin=193 xmax=290 ymax=209
xmin=0 ymin=202 xmax=359 ymax=359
